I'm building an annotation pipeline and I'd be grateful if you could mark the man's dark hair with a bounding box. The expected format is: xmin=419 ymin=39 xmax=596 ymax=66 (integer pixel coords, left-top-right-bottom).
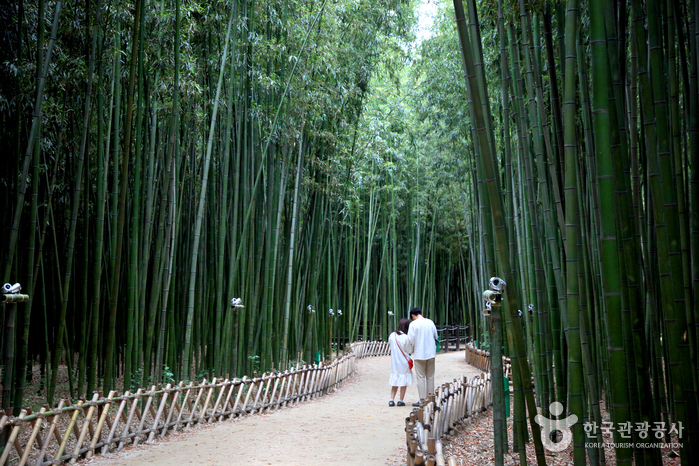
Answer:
xmin=410 ymin=307 xmax=422 ymax=317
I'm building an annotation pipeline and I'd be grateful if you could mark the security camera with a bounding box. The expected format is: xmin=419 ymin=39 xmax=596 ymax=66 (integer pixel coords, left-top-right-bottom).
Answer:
xmin=2 ymin=283 xmax=21 ymax=294
xmin=230 ymin=297 xmax=244 ymax=309
xmin=483 ymin=290 xmax=502 ymax=305
xmin=489 ymin=277 xmax=506 ymax=292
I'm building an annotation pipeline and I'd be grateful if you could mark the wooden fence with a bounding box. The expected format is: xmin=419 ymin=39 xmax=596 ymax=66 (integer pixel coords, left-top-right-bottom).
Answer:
xmin=464 ymin=342 xmax=511 ymax=378
xmin=350 ymin=340 xmax=390 ymax=358
xmin=404 ymin=373 xmax=493 ymax=466
xmin=0 ymin=341 xmax=391 ymax=466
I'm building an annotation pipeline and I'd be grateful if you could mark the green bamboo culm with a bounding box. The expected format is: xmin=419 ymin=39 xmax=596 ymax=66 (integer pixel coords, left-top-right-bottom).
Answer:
xmin=562 ymin=0 xmax=584 ymax=462
xmin=452 ymin=1 xmax=547 ymax=464
xmin=182 ymin=3 xmax=236 ymax=381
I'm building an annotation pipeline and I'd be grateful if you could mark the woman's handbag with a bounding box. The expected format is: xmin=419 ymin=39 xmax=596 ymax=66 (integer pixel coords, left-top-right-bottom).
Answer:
xmin=397 ymin=338 xmax=413 ymax=369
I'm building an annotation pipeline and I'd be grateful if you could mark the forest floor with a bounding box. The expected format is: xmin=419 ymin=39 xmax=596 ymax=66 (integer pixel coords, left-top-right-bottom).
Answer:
xmin=78 ymin=351 xmax=481 ymax=465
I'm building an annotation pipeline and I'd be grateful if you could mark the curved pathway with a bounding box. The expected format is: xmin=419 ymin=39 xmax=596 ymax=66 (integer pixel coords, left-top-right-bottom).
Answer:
xmin=83 ymin=351 xmax=481 ymax=466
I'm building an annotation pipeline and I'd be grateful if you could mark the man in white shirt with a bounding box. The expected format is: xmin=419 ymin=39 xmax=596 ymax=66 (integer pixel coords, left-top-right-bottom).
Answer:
xmin=407 ymin=307 xmax=438 ymax=406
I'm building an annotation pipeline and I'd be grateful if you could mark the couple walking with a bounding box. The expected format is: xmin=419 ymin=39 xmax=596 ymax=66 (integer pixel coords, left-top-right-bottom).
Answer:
xmin=387 ymin=308 xmax=438 ymax=407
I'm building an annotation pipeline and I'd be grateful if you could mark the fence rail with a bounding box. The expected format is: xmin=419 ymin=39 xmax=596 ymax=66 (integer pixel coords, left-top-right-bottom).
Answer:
xmin=0 ymin=341 xmax=392 ymax=466
xmin=435 ymin=325 xmax=470 ymax=352
xmin=463 ymin=342 xmax=511 ymax=378
xmin=404 ymin=372 xmax=493 ymax=466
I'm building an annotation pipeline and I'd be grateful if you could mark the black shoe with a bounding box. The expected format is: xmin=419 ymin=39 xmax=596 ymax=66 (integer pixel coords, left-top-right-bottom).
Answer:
xmin=388 ymin=400 xmax=395 ymax=407
xmin=397 ymin=401 xmax=405 ymax=406
xmin=412 ymin=401 xmax=423 ymax=407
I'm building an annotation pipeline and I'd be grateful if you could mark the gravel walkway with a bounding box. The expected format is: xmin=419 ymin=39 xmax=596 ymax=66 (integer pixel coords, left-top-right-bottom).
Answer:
xmin=81 ymin=351 xmax=481 ymax=466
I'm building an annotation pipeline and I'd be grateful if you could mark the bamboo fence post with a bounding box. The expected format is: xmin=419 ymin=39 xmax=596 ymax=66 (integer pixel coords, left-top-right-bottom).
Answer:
xmin=240 ymin=377 xmax=256 ymax=414
xmin=148 ymin=385 xmax=170 ymax=443
xmin=313 ymin=366 xmax=323 ymax=398
xmin=162 ymin=383 xmax=184 ymax=436
xmin=70 ymin=393 xmax=100 ymax=463
xmin=291 ymin=368 xmax=303 ymax=405
xmin=321 ymin=365 xmax=331 ymax=394
xmin=297 ymin=367 xmax=308 ymax=404
xmin=274 ymin=372 xmax=289 ymax=411
xmin=230 ymin=378 xmax=247 ymax=416
xmin=17 ymin=407 xmax=45 ymax=466
xmin=0 ymin=410 xmax=26 ymax=465
xmin=209 ymin=379 xmax=228 ymax=420
xmin=87 ymin=391 xmax=115 ymax=458
xmin=133 ymin=386 xmax=157 ymax=447
xmin=173 ymin=382 xmax=193 ymax=432
xmin=282 ymin=371 xmax=294 ymax=408
xmin=265 ymin=374 xmax=281 ymax=413
xmin=303 ymin=366 xmax=316 ymax=402
xmin=186 ymin=381 xmax=206 ymax=427
xmin=250 ymin=374 xmax=267 ymax=413
xmin=118 ymin=389 xmax=142 ymax=449
xmin=200 ymin=379 xmax=217 ymax=420
xmin=103 ymin=392 xmax=128 ymax=454
xmin=298 ymin=368 xmax=308 ymax=403
xmin=259 ymin=375 xmax=272 ymax=411
xmin=36 ymin=398 xmax=65 ymax=464
xmin=55 ymin=401 xmax=82 ymax=462
xmin=217 ymin=380 xmax=238 ymax=421
xmin=311 ymin=367 xmax=321 ymax=399
xmin=260 ymin=374 xmax=273 ymax=409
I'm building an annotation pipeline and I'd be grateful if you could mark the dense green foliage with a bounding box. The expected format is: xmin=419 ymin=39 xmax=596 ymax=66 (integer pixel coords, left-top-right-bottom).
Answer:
xmin=4 ymin=0 xmax=699 ymax=464
xmin=0 ymin=0 xmax=478 ymax=414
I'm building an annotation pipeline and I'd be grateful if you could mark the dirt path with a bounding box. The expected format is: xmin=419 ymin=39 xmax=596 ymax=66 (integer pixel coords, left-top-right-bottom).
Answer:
xmin=83 ymin=351 xmax=481 ymax=466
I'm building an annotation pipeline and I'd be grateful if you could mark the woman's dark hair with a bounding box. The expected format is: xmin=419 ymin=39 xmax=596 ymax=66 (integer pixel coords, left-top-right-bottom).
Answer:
xmin=395 ymin=318 xmax=410 ymax=335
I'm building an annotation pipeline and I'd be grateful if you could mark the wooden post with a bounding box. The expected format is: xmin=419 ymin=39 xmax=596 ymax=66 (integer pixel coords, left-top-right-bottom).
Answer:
xmin=163 ymin=383 xmax=184 ymax=436
xmin=55 ymin=402 xmax=82 ymax=461
xmin=18 ymin=407 xmax=45 ymax=466
xmin=133 ymin=386 xmax=157 ymax=446
xmin=209 ymin=380 xmax=227 ymax=421
xmin=0 ymin=409 xmax=25 ymax=464
xmin=186 ymin=381 xmax=206 ymax=427
xmin=87 ymin=391 xmax=115 ymax=458
xmin=199 ymin=378 xmax=217 ymax=420
xmin=70 ymin=393 xmax=100 ymax=463
xmin=118 ymin=389 xmax=142 ymax=449
xmin=148 ymin=385 xmax=170 ymax=443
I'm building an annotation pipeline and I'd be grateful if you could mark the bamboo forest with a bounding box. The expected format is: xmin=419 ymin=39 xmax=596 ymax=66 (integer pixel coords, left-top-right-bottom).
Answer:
xmin=1 ymin=0 xmax=699 ymax=464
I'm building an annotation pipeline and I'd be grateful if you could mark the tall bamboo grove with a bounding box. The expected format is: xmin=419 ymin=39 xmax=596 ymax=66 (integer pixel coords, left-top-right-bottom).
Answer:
xmin=447 ymin=0 xmax=699 ymax=464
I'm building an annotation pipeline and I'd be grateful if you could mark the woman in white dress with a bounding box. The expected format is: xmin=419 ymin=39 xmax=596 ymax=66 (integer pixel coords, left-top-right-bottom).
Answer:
xmin=388 ymin=318 xmax=413 ymax=406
